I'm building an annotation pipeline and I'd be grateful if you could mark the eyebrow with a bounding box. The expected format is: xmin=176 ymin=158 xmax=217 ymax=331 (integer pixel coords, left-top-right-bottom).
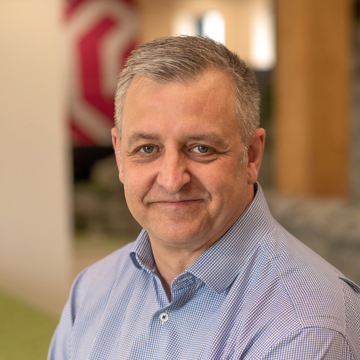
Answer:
xmin=126 ymin=132 xmax=228 ymax=148
xmin=185 ymin=133 xmax=227 ymax=147
xmin=127 ymin=133 xmax=160 ymax=148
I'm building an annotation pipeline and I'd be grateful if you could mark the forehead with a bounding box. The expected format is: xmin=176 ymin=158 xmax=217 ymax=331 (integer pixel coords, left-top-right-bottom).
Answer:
xmin=121 ymin=69 xmax=239 ymax=142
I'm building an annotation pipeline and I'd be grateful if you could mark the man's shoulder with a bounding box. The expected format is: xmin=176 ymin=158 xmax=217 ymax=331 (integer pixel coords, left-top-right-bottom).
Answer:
xmin=92 ymin=240 xmax=135 ymax=266
xmin=87 ymin=240 xmax=135 ymax=272
xmin=225 ymin=220 xmax=360 ymax=357
xmin=74 ymin=241 xmax=136 ymax=294
xmin=257 ymin=221 xmax=360 ymax=334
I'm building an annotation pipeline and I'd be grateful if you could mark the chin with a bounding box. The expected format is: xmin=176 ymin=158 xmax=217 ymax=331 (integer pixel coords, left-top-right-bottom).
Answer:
xmin=149 ymin=226 xmax=207 ymax=247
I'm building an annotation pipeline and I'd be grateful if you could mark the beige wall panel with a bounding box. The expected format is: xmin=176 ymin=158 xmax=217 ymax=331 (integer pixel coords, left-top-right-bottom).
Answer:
xmin=0 ymin=0 xmax=72 ymax=315
xmin=221 ymin=0 xmax=252 ymax=63
xmin=137 ymin=0 xmax=253 ymax=64
xmin=137 ymin=0 xmax=173 ymax=42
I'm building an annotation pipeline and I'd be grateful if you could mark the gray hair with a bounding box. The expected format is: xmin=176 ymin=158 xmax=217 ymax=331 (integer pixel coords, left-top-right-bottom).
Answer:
xmin=114 ymin=36 xmax=260 ymax=157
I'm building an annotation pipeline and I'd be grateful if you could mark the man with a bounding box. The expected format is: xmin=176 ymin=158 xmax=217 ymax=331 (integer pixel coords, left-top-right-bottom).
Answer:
xmin=49 ymin=36 xmax=360 ymax=359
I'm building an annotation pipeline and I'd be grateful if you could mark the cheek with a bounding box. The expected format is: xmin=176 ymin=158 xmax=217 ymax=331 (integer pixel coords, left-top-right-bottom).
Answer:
xmin=124 ymin=178 xmax=143 ymax=201
xmin=197 ymin=168 xmax=228 ymax=192
xmin=123 ymin=166 xmax=154 ymax=199
xmin=119 ymin=169 xmax=124 ymax=184
xmin=123 ymin=182 xmax=144 ymax=223
xmin=209 ymin=169 xmax=247 ymax=199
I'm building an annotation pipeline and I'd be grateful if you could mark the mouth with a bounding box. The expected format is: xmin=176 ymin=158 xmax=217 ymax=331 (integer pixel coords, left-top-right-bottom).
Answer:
xmin=148 ymin=199 xmax=202 ymax=208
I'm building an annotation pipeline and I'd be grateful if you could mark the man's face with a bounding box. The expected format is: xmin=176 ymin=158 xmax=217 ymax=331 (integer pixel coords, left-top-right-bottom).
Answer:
xmin=112 ymin=69 xmax=263 ymax=253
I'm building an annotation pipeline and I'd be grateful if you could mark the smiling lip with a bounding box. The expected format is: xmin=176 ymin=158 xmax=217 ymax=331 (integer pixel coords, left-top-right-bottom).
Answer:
xmin=149 ymin=199 xmax=202 ymax=207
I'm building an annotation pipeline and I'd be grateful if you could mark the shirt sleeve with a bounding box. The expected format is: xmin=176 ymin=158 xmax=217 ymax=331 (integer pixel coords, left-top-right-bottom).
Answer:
xmin=260 ymin=327 xmax=355 ymax=360
xmin=47 ymin=299 xmax=72 ymax=360
xmin=47 ymin=270 xmax=87 ymax=360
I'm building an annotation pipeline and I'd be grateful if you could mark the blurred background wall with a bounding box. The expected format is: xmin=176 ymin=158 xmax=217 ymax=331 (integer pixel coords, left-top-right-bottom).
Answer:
xmin=0 ymin=0 xmax=359 ymax=316
xmin=0 ymin=0 xmax=71 ymax=315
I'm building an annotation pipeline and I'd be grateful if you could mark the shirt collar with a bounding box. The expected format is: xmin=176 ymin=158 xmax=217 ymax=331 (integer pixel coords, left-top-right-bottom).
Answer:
xmin=187 ymin=183 xmax=274 ymax=293
xmin=130 ymin=229 xmax=156 ymax=273
xmin=129 ymin=183 xmax=274 ymax=293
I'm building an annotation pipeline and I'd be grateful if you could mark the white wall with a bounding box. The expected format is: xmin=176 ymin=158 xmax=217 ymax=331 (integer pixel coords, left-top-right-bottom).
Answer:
xmin=0 ymin=0 xmax=72 ymax=315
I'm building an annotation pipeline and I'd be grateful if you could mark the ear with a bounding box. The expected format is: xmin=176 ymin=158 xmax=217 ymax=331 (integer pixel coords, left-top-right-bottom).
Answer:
xmin=111 ymin=127 xmax=124 ymax=184
xmin=246 ymin=128 xmax=266 ymax=185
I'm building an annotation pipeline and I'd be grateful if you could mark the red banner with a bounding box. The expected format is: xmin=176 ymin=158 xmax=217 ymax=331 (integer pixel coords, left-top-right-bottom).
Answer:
xmin=65 ymin=0 xmax=137 ymax=146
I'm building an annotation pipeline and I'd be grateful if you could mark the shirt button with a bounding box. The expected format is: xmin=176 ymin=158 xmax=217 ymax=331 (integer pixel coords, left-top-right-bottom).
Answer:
xmin=159 ymin=312 xmax=169 ymax=323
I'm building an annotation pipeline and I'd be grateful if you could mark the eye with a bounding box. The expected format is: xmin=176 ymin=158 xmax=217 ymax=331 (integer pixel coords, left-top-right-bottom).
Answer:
xmin=192 ymin=145 xmax=209 ymax=154
xmin=139 ymin=145 xmax=155 ymax=154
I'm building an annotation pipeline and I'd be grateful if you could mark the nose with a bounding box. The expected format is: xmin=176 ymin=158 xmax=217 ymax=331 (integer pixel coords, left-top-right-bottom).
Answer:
xmin=156 ymin=150 xmax=191 ymax=194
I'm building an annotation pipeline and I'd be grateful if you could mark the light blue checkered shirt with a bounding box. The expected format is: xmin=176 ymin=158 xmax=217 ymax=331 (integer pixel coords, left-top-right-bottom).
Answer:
xmin=49 ymin=184 xmax=360 ymax=359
